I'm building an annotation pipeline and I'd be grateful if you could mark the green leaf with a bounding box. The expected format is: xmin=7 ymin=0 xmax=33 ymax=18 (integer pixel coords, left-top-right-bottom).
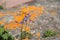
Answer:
xmin=0 ymin=27 xmax=4 ymax=35
xmin=20 ymin=31 xmax=32 ymax=39
xmin=0 ymin=25 xmax=4 ymax=28
xmin=8 ymin=35 xmax=14 ymax=40
xmin=20 ymin=31 xmax=26 ymax=39
xmin=0 ymin=25 xmax=14 ymax=40
xmin=26 ymin=32 xmax=32 ymax=39
xmin=2 ymin=33 xmax=9 ymax=40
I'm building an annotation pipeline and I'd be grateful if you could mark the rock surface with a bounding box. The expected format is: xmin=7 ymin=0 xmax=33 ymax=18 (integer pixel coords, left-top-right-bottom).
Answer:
xmin=0 ymin=0 xmax=60 ymax=40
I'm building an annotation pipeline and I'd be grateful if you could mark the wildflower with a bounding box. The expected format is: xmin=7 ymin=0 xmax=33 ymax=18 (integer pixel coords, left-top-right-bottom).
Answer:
xmin=23 ymin=14 xmax=30 ymax=22
xmin=25 ymin=27 xmax=30 ymax=33
xmin=22 ymin=24 xmax=30 ymax=33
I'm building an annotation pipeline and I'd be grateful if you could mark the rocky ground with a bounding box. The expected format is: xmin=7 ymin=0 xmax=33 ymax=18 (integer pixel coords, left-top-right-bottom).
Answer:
xmin=0 ymin=0 xmax=60 ymax=40
xmin=32 ymin=0 xmax=60 ymax=40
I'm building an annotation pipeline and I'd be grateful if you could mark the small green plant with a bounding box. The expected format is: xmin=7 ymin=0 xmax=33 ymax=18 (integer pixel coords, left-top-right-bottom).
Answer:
xmin=20 ymin=31 xmax=32 ymax=39
xmin=43 ymin=30 xmax=57 ymax=38
xmin=0 ymin=25 xmax=14 ymax=40
xmin=58 ymin=0 xmax=60 ymax=1
xmin=0 ymin=5 xmax=4 ymax=10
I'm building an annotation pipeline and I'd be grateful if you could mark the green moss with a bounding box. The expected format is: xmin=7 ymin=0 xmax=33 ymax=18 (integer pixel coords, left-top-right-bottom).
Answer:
xmin=0 ymin=5 xmax=4 ymax=10
xmin=43 ymin=30 xmax=57 ymax=38
xmin=0 ymin=25 xmax=14 ymax=40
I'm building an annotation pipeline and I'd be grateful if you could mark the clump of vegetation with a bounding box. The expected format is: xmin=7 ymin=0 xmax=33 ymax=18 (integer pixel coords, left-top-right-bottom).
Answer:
xmin=0 ymin=5 xmax=4 ymax=10
xmin=43 ymin=30 xmax=57 ymax=38
xmin=0 ymin=25 xmax=14 ymax=40
xmin=20 ymin=31 xmax=32 ymax=39
xmin=58 ymin=0 xmax=60 ymax=1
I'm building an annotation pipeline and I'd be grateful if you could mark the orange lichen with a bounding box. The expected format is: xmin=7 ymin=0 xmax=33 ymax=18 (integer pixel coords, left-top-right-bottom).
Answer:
xmin=21 ymin=6 xmax=37 ymax=12
xmin=4 ymin=21 xmax=22 ymax=29
xmin=51 ymin=11 xmax=57 ymax=16
xmin=21 ymin=6 xmax=44 ymax=15
xmin=21 ymin=6 xmax=28 ymax=13
xmin=36 ymin=32 xmax=40 ymax=37
xmin=0 ymin=12 xmax=5 ymax=18
xmin=27 ymin=6 xmax=37 ymax=11
xmin=29 ymin=13 xmax=38 ymax=21
xmin=2 ymin=6 xmax=44 ymax=30
xmin=38 ymin=6 xmax=44 ymax=13
xmin=6 ymin=11 xmax=18 ymax=16
xmin=14 ymin=13 xmax=26 ymax=22
xmin=1 ymin=18 xmax=7 ymax=23
xmin=0 ymin=21 xmax=4 ymax=24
